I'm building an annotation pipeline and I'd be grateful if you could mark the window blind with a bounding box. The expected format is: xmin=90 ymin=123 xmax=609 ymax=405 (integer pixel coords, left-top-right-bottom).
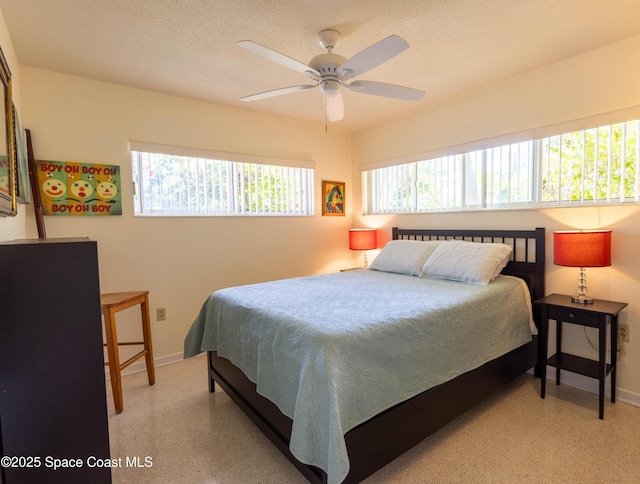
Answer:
xmin=131 ymin=144 xmax=314 ymax=216
xmin=364 ymin=118 xmax=640 ymax=214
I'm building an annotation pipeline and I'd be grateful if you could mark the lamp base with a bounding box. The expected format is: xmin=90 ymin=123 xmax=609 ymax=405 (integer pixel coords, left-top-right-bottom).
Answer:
xmin=361 ymin=250 xmax=369 ymax=268
xmin=572 ymin=267 xmax=594 ymax=304
xmin=571 ymin=295 xmax=594 ymax=304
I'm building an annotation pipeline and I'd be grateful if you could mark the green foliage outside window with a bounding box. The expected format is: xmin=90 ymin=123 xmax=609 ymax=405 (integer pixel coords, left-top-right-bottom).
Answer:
xmin=542 ymin=122 xmax=638 ymax=203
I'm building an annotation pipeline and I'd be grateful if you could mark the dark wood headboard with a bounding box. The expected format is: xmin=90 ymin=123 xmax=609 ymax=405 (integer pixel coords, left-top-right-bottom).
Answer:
xmin=392 ymin=227 xmax=545 ymax=303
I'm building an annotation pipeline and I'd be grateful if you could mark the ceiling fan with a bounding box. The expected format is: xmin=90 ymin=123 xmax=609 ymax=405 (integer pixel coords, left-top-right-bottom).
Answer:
xmin=237 ymin=29 xmax=425 ymax=122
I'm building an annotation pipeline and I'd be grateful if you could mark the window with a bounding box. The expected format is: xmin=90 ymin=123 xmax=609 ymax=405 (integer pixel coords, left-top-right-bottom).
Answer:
xmin=540 ymin=123 xmax=639 ymax=205
xmin=131 ymin=144 xmax=314 ymax=216
xmin=364 ymin=119 xmax=640 ymax=214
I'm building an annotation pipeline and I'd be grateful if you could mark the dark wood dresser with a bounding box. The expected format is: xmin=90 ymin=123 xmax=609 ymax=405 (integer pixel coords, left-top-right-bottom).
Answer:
xmin=0 ymin=238 xmax=111 ymax=483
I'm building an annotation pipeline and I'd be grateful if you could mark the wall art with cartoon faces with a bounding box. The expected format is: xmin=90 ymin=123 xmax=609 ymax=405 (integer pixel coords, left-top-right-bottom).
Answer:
xmin=36 ymin=160 xmax=122 ymax=216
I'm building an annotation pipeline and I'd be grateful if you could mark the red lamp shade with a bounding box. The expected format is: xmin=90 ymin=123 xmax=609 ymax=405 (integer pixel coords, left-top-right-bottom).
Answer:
xmin=349 ymin=229 xmax=377 ymax=251
xmin=554 ymin=230 xmax=611 ymax=268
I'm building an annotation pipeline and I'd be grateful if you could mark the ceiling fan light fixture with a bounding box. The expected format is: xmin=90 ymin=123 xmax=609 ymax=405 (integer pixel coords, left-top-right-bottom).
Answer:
xmin=321 ymin=79 xmax=341 ymax=98
xmin=325 ymin=90 xmax=344 ymax=122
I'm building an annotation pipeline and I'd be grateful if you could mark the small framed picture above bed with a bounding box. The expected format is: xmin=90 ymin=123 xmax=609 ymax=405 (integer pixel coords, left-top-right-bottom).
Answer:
xmin=322 ymin=180 xmax=345 ymax=217
xmin=321 ymin=180 xmax=345 ymax=216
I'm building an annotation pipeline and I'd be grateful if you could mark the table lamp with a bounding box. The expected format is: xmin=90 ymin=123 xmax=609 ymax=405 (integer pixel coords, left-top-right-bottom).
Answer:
xmin=553 ymin=230 xmax=611 ymax=304
xmin=349 ymin=228 xmax=377 ymax=268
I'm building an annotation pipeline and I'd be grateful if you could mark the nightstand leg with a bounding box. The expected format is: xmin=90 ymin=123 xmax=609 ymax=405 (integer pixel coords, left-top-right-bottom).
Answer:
xmin=540 ymin=310 xmax=549 ymax=399
xmin=610 ymin=315 xmax=617 ymax=404
xmin=556 ymin=319 xmax=562 ymax=385
xmin=599 ymin=319 xmax=606 ymax=420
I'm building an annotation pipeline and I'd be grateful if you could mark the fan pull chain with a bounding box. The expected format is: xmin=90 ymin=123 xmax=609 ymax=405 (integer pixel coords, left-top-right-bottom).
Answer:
xmin=324 ymin=96 xmax=328 ymax=132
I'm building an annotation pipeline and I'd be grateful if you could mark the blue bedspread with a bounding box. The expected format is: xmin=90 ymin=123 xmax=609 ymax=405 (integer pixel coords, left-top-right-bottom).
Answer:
xmin=184 ymin=270 xmax=533 ymax=483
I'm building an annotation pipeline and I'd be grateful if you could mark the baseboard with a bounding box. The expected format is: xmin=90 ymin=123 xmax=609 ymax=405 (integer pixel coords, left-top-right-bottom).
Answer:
xmin=105 ymin=351 xmax=205 ymax=380
xmin=541 ymin=367 xmax=640 ymax=408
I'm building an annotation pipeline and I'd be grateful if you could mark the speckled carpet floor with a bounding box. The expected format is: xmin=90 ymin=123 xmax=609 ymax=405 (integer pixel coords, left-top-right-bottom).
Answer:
xmin=107 ymin=355 xmax=640 ymax=483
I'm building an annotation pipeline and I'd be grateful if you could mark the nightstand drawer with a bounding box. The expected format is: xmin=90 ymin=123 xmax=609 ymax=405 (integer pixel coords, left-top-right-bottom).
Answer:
xmin=547 ymin=306 xmax=602 ymax=326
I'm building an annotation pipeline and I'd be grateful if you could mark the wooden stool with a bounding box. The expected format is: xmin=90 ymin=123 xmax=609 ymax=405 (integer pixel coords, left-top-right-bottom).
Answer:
xmin=100 ymin=291 xmax=155 ymax=413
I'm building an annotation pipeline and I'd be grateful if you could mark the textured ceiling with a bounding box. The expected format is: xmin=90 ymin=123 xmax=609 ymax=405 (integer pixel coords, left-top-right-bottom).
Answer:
xmin=1 ymin=0 xmax=639 ymax=132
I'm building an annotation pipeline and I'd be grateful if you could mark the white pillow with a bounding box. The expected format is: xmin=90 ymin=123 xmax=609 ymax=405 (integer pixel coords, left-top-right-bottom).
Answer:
xmin=491 ymin=252 xmax=512 ymax=280
xmin=369 ymin=240 xmax=441 ymax=276
xmin=420 ymin=240 xmax=512 ymax=285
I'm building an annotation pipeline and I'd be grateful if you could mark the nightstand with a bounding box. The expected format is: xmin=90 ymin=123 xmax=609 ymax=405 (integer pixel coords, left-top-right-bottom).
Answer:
xmin=535 ymin=293 xmax=627 ymax=419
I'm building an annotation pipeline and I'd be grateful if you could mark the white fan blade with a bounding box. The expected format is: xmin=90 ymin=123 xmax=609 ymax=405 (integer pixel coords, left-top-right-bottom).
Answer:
xmin=338 ymin=35 xmax=409 ymax=79
xmin=325 ymin=91 xmax=344 ymax=122
xmin=240 ymin=84 xmax=317 ymax=102
xmin=345 ymin=80 xmax=424 ymax=101
xmin=237 ymin=40 xmax=320 ymax=78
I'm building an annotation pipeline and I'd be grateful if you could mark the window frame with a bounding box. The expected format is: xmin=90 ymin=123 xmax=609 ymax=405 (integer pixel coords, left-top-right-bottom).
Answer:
xmin=363 ymin=118 xmax=640 ymax=215
xmin=130 ymin=143 xmax=315 ymax=217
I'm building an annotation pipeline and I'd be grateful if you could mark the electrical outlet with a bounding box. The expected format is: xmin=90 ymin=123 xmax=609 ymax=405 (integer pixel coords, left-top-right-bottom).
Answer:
xmin=618 ymin=323 xmax=630 ymax=343
xmin=157 ymin=308 xmax=166 ymax=321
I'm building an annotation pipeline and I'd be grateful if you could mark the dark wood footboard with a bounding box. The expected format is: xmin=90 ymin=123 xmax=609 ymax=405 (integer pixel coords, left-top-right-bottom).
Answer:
xmin=209 ymin=337 xmax=537 ymax=483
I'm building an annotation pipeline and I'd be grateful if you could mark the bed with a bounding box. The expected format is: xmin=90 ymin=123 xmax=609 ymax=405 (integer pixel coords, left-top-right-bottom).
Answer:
xmin=184 ymin=227 xmax=545 ymax=483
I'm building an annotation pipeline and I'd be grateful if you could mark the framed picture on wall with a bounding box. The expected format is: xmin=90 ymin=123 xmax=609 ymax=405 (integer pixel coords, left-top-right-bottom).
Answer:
xmin=321 ymin=180 xmax=345 ymax=216
xmin=14 ymin=106 xmax=30 ymax=204
xmin=35 ymin=160 xmax=122 ymax=216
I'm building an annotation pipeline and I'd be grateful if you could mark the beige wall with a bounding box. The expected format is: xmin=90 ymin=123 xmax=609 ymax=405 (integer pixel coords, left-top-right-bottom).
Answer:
xmin=352 ymin=35 xmax=640 ymax=403
xmin=19 ymin=67 xmax=353 ymax=365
